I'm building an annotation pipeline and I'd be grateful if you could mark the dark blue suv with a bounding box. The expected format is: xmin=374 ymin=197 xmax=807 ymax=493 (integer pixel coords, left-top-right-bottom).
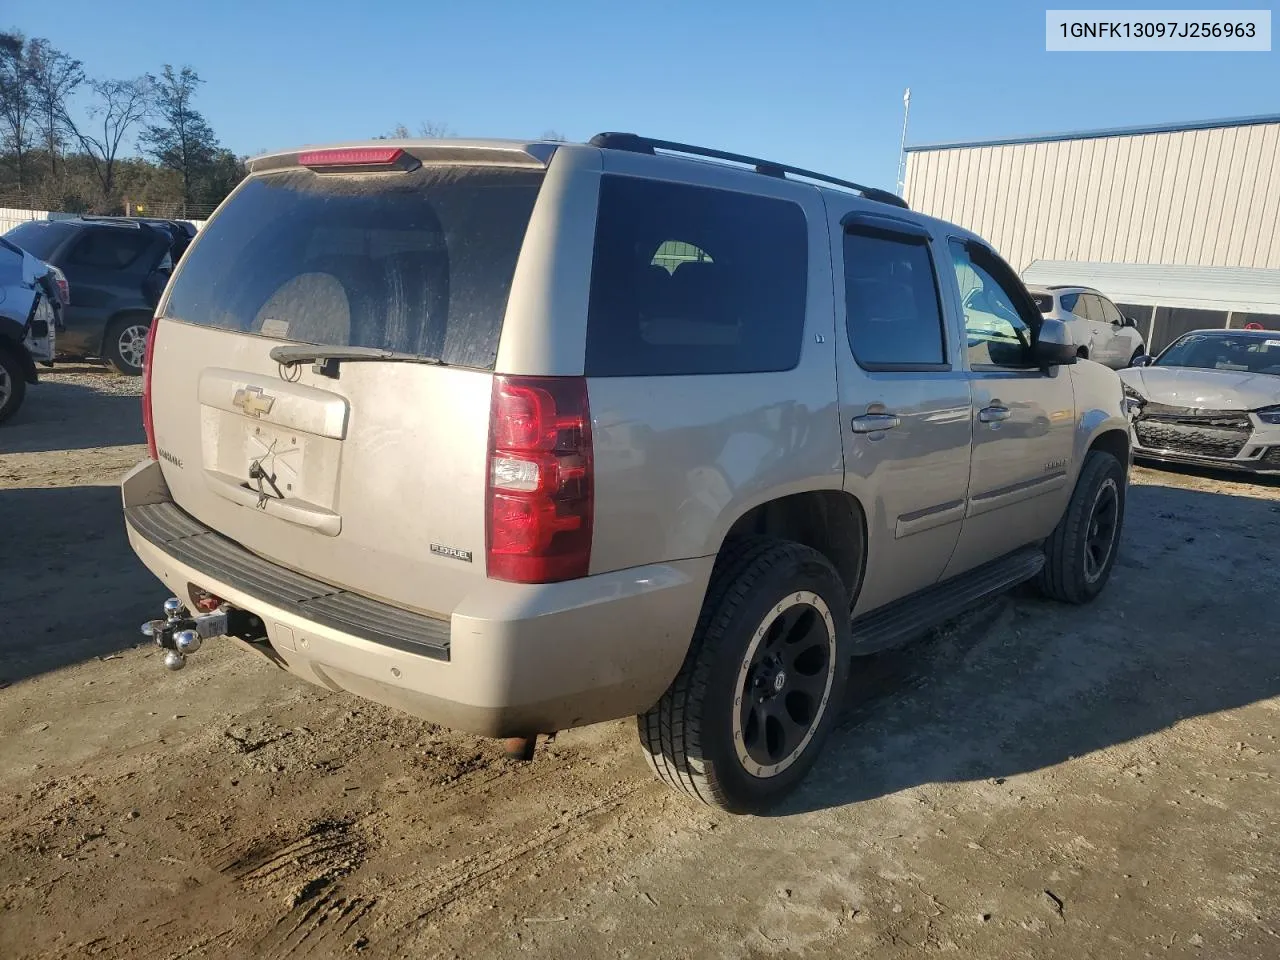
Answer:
xmin=4 ymin=216 xmax=195 ymax=375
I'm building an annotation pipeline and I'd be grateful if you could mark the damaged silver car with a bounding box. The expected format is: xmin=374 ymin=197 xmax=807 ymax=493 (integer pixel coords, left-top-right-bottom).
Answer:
xmin=0 ymin=236 xmax=60 ymax=424
xmin=1120 ymin=328 xmax=1280 ymax=475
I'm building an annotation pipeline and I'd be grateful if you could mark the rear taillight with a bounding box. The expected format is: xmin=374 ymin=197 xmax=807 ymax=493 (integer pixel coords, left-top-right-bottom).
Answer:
xmin=52 ymin=267 xmax=69 ymax=305
xmin=486 ymin=376 xmax=593 ymax=583
xmin=142 ymin=319 xmax=159 ymax=460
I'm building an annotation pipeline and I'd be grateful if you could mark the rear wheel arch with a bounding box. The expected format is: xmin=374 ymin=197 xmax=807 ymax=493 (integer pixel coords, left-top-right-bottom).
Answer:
xmin=720 ymin=490 xmax=867 ymax=606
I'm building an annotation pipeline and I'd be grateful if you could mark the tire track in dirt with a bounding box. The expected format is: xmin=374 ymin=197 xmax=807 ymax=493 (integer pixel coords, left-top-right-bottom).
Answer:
xmin=153 ymin=735 xmax=651 ymax=959
xmin=382 ymin=781 xmax=644 ymax=930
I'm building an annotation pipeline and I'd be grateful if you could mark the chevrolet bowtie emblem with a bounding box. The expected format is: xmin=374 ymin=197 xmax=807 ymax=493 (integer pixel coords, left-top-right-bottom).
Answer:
xmin=232 ymin=385 xmax=276 ymax=418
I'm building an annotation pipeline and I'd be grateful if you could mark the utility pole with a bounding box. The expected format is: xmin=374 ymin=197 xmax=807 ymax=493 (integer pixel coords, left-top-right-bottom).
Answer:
xmin=896 ymin=87 xmax=911 ymax=196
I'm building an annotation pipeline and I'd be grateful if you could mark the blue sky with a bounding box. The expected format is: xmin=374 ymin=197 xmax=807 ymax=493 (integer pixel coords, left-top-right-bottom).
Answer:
xmin=8 ymin=0 xmax=1278 ymax=189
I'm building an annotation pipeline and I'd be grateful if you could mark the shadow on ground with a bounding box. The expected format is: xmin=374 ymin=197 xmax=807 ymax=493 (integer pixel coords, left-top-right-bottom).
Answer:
xmin=1 ymin=366 xmax=143 ymax=455
xmin=770 ymin=479 xmax=1280 ymax=815
xmin=0 ymin=484 xmax=156 ymax=686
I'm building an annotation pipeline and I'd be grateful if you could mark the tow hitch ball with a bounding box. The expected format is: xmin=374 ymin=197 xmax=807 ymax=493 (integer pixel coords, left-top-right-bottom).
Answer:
xmin=141 ymin=597 xmax=230 ymax=671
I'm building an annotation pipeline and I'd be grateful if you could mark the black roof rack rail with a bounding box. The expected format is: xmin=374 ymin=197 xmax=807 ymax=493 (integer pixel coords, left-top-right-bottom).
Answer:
xmin=588 ymin=132 xmax=909 ymax=209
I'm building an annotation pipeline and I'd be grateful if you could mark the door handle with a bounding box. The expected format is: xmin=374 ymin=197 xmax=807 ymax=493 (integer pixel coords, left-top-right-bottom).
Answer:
xmin=978 ymin=405 xmax=1011 ymax=423
xmin=850 ymin=413 xmax=901 ymax=434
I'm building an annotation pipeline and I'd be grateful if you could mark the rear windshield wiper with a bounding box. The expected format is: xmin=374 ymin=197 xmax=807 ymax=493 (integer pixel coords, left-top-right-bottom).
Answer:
xmin=269 ymin=344 xmax=447 ymax=378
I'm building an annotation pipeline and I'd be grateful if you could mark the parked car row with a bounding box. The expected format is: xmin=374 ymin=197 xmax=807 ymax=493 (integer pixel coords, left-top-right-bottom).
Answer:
xmin=9 ymin=135 xmax=1274 ymax=812
xmin=3 ymin=215 xmax=196 ymax=376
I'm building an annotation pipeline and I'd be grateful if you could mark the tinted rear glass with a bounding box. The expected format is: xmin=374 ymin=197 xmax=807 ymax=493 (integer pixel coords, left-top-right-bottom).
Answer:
xmin=585 ymin=175 xmax=808 ymax=377
xmin=163 ymin=165 xmax=544 ymax=370
xmin=4 ymin=220 xmax=78 ymax=261
xmin=66 ymin=228 xmax=155 ymax=269
xmin=1031 ymin=293 xmax=1053 ymax=312
xmin=844 ymin=228 xmax=946 ymax=367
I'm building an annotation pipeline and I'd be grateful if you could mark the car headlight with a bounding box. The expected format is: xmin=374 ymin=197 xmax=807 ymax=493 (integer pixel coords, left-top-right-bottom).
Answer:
xmin=1122 ymin=382 xmax=1146 ymax=416
xmin=1256 ymin=406 xmax=1280 ymax=425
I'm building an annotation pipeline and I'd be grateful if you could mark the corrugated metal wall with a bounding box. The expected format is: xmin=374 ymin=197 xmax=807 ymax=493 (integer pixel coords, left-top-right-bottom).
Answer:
xmin=903 ymin=120 xmax=1280 ymax=274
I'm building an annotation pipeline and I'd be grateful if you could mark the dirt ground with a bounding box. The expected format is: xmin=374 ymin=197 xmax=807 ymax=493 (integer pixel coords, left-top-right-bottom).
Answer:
xmin=1 ymin=367 xmax=1278 ymax=960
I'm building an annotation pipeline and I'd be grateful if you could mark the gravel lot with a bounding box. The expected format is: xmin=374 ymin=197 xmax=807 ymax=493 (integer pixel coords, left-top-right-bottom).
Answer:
xmin=2 ymin=368 xmax=1278 ymax=960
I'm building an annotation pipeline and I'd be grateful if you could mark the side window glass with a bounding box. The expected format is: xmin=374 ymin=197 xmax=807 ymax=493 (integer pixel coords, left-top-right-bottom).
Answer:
xmin=1099 ymin=297 xmax=1123 ymax=325
xmin=948 ymin=240 xmax=1032 ymax=368
xmin=1069 ymin=293 xmax=1091 ymax=320
xmin=1083 ymin=295 xmax=1104 ymax=323
xmin=843 ymin=227 xmax=947 ymax=367
xmin=67 ymin=229 xmax=151 ymax=269
xmin=585 ymin=176 xmax=808 ymax=377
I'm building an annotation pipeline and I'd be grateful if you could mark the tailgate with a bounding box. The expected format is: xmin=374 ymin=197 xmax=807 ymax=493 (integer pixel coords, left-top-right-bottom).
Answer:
xmin=148 ymin=157 xmax=546 ymax=618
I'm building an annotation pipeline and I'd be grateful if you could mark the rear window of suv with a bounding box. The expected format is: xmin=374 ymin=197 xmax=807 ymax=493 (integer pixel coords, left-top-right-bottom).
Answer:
xmin=585 ymin=175 xmax=808 ymax=377
xmin=5 ymin=220 xmax=78 ymax=261
xmin=163 ymin=165 xmax=544 ymax=370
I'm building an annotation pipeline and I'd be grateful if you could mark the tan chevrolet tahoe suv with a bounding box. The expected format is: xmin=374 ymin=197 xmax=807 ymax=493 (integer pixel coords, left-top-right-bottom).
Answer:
xmin=123 ymin=134 xmax=1130 ymax=813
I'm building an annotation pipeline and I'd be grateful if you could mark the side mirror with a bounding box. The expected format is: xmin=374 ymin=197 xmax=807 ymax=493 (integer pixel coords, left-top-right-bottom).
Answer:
xmin=1129 ymin=354 xmax=1154 ymax=368
xmin=1123 ymin=316 xmax=1138 ymax=328
xmin=1034 ymin=317 xmax=1077 ymax=367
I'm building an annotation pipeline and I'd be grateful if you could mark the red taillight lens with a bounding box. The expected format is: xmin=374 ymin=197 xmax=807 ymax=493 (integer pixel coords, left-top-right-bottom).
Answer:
xmin=297 ymin=147 xmax=420 ymax=172
xmin=142 ymin=319 xmax=159 ymax=461
xmin=486 ymin=376 xmax=593 ymax=583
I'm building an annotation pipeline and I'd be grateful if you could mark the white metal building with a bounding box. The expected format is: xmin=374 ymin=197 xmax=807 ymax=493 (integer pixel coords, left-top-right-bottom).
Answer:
xmin=903 ymin=113 xmax=1280 ymax=350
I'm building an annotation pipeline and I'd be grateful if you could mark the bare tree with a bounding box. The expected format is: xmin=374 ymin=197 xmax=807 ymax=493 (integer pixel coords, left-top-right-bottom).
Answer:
xmin=376 ymin=121 xmax=451 ymax=140
xmin=25 ymin=38 xmax=84 ymax=178
xmin=541 ymin=129 xmax=567 ymax=141
xmin=418 ymin=120 xmax=451 ymax=138
xmin=0 ymin=32 xmax=34 ymax=190
xmin=141 ymin=66 xmax=219 ymax=213
xmin=66 ymin=76 xmax=152 ymax=199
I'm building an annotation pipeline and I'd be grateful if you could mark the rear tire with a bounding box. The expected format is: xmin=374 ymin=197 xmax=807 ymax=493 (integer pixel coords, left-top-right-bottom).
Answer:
xmin=0 ymin=347 xmax=27 ymax=425
xmin=1036 ymin=450 xmax=1126 ymax=604
xmin=637 ymin=537 xmax=851 ymax=813
xmin=103 ymin=315 xmax=150 ymax=376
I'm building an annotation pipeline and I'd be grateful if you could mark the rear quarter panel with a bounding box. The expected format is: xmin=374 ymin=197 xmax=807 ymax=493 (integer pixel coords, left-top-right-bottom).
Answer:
xmin=585 ymin=154 xmax=843 ymax=573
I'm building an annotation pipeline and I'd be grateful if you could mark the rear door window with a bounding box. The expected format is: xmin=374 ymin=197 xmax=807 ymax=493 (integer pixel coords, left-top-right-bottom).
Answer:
xmin=843 ymin=226 xmax=947 ymax=368
xmin=1079 ymin=295 xmax=1104 ymax=323
xmin=67 ymin=228 xmax=154 ymax=270
xmin=1097 ymin=296 xmax=1123 ymax=325
xmin=163 ymin=165 xmax=544 ymax=370
xmin=585 ymin=175 xmax=808 ymax=377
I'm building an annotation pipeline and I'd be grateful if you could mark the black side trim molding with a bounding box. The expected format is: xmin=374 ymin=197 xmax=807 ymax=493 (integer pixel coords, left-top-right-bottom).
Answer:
xmin=126 ymin=502 xmax=450 ymax=661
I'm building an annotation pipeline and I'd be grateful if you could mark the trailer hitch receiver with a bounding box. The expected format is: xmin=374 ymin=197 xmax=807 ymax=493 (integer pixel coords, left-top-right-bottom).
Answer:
xmin=142 ymin=597 xmax=265 ymax=670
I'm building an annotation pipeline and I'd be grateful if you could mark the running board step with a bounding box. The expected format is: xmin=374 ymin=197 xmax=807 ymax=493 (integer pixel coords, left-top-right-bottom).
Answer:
xmin=850 ymin=547 xmax=1044 ymax=655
